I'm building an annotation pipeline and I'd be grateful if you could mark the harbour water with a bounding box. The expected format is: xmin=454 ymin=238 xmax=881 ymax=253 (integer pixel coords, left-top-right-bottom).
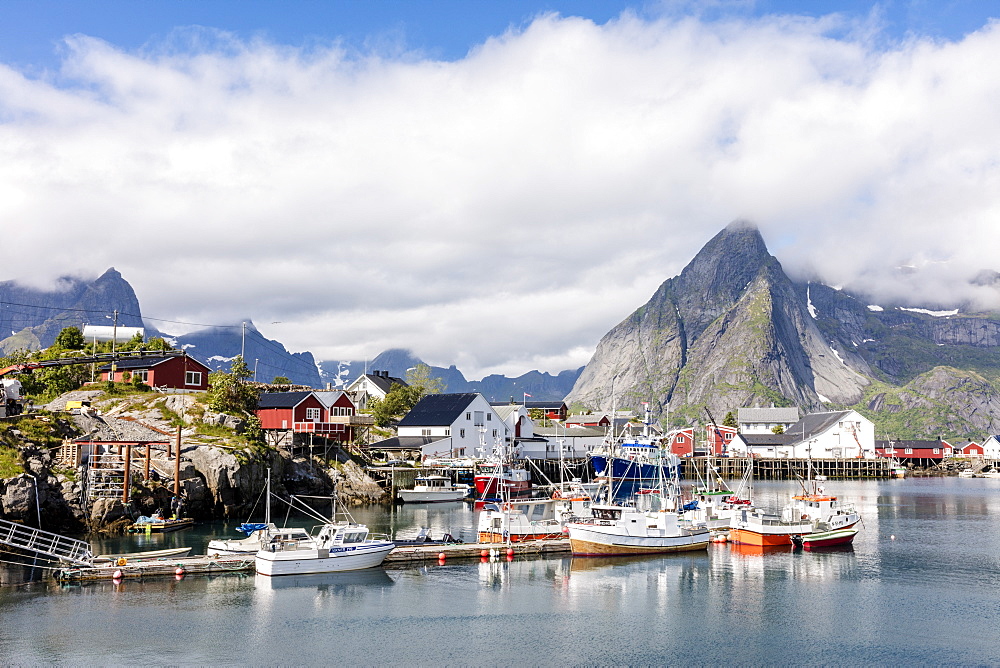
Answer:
xmin=2 ymin=477 xmax=1000 ymax=665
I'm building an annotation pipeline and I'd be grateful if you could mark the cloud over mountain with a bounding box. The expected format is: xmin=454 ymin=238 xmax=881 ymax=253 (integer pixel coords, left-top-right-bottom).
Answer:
xmin=2 ymin=11 xmax=999 ymax=378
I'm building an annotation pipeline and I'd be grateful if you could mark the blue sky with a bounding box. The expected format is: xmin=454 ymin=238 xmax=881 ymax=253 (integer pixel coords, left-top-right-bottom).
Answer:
xmin=2 ymin=1 xmax=994 ymax=69
xmin=1 ymin=2 xmax=999 ymax=377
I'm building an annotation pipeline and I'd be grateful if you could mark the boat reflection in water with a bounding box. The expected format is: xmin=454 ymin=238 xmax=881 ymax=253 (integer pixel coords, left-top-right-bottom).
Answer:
xmin=254 ymin=568 xmax=394 ymax=593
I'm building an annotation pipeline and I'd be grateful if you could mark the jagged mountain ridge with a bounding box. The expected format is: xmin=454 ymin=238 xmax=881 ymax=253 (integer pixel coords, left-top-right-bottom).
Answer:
xmin=319 ymin=348 xmax=581 ymax=402
xmin=0 ymin=268 xmax=143 ymax=354
xmin=566 ymin=221 xmax=1000 ymax=438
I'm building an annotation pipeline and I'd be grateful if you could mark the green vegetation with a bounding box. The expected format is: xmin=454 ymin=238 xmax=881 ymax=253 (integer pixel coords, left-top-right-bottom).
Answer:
xmin=271 ymin=376 xmax=291 ymax=385
xmin=369 ymin=383 xmax=424 ymax=427
xmin=0 ymin=445 xmax=23 ymax=478
xmin=406 ymin=363 xmax=445 ymax=394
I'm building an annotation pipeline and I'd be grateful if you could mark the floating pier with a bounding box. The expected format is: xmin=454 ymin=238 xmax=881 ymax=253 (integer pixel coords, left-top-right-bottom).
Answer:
xmin=55 ymin=554 xmax=256 ymax=582
xmin=384 ymin=539 xmax=571 ymax=565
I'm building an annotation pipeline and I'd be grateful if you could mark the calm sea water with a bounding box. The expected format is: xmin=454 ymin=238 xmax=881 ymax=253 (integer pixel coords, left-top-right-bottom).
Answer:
xmin=3 ymin=477 xmax=1000 ymax=665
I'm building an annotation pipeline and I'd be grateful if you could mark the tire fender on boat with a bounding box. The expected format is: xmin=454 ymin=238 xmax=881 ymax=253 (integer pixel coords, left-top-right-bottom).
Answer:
xmin=117 ymin=557 xmax=127 ymax=566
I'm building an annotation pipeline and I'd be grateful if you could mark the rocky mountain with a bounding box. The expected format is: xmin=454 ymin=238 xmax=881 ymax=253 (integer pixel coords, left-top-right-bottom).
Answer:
xmin=319 ymin=348 xmax=581 ymax=402
xmin=565 ymin=221 xmax=1000 ymax=439
xmin=0 ymin=268 xmax=143 ymax=354
xmin=158 ymin=321 xmax=324 ymax=388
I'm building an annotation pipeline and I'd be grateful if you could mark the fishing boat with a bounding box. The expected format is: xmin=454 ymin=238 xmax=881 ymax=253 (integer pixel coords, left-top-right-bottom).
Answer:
xmin=791 ymin=527 xmax=859 ymax=550
xmin=680 ymin=458 xmax=753 ymax=531
xmin=126 ymin=516 xmax=194 ymax=533
xmin=207 ymin=469 xmax=312 ymax=555
xmin=255 ymin=486 xmax=395 ymax=576
xmin=473 ymin=462 xmax=532 ymax=502
xmin=588 ymin=405 xmax=681 ymax=502
xmin=255 ymin=521 xmax=395 ymax=576
xmin=728 ymin=487 xmax=860 ymax=547
xmin=476 ymin=493 xmax=592 ymax=543
xmin=566 ymin=502 xmax=710 ymax=556
xmin=397 ymin=475 xmax=470 ymax=503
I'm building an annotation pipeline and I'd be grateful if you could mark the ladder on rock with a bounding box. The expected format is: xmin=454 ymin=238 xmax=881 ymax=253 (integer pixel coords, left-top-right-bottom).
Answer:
xmin=0 ymin=518 xmax=93 ymax=566
xmin=86 ymin=453 xmax=127 ymax=501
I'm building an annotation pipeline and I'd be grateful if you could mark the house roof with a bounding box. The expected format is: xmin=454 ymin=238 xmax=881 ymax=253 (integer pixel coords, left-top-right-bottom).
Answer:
xmin=351 ymin=373 xmax=408 ymax=394
xmin=782 ymin=411 xmax=854 ymax=444
xmin=313 ymin=391 xmax=350 ymax=409
xmin=875 ymin=439 xmax=943 ymax=449
xmin=737 ymin=407 xmax=801 ymax=423
xmin=366 ymin=436 xmax=449 ymax=451
xmin=257 ymin=391 xmax=314 ymax=409
xmin=98 ymin=355 xmax=209 ymax=371
xmin=739 ymin=433 xmax=791 ymax=446
xmin=396 ymin=393 xmax=481 ymax=427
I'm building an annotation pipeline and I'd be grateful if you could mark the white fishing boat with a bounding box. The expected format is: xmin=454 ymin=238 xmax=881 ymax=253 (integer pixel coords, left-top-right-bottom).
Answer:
xmin=255 ymin=486 xmax=395 ymax=576
xmin=255 ymin=521 xmax=395 ymax=576
xmin=729 ymin=483 xmax=860 ymax=547
xmin=477 ymin=492 xmax=592 ymax=543
xmin=566 ymin=502 xmax=711 ymax=556
xmin=397 ymin=475 xmax=470 ymax=503
xmin=207 ymin=469 xmax=312 ymax=556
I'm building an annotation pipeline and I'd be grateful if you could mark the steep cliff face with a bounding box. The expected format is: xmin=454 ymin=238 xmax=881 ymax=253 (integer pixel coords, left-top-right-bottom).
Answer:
xmin=0 ymin=268 xmax=143 ymax=354
xmin=566 ymin=221 xmax=871 ymax=420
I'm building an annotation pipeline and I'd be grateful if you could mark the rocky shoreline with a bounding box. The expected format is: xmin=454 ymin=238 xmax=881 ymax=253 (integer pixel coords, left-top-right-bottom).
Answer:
xmin=0 ymin=391 xmax=387 ymax=536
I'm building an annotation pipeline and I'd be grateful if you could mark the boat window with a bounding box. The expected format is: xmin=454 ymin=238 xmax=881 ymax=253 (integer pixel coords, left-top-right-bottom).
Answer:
xmin=343 ymin=531 xmax=366 ymax=544
xmin=531 ymin=504 xmax=546 ymax=519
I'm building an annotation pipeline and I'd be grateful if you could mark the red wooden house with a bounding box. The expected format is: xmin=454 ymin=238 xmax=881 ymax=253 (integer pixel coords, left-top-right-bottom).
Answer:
xmin=875 ymin=439 xmax=946 ymax=464
xmin=257 ymin=391 xmax=360 ymax=442
xmin=99 ymin=355 xmax=211 ymax=392
xmin=666 ymin=427 xmax=696 ymax=457
xmin=705 ymin=424 xmax=738 ymax=456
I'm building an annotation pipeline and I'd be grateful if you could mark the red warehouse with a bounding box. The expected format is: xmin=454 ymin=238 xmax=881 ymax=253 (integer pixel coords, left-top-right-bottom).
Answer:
xmin=99 ymin=355 xmax=211 ymax=392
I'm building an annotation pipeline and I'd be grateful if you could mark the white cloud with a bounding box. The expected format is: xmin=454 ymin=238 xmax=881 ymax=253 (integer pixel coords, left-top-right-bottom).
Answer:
xmin=2 ymin=13 xmax=1000 ymax=378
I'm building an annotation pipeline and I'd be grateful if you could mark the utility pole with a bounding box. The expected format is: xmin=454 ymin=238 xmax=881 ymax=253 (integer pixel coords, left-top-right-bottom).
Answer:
xmin=110 ymin=309 xmax=119 ymax=380
xmin=241 ymin=321 xmax=246 ymax=361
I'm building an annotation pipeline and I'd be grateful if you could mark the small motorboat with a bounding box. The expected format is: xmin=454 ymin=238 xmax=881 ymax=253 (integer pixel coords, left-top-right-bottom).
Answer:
xmin=126 ymin=516 xmax=195 ymax=533
xmin=397 ymin=475 xmax=470 ymax=503
xmin=791 ymin=527 xmax=859 ymax=550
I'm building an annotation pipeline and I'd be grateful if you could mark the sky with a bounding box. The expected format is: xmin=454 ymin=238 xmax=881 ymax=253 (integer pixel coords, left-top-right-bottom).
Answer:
xmin=2 ymin=1 xmax=999 ymax=379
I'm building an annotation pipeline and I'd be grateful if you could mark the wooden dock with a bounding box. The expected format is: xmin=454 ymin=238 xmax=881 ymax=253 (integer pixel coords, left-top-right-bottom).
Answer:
xmin=384 ymin=539 xmax=571 ymax=565
xmin=55 ymin=554 xmax=256 ymax=582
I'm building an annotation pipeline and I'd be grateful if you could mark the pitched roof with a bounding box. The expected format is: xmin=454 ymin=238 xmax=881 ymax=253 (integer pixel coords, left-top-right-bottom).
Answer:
xmin=257 ymin=391 xmax=314 ymax=409
xmin=875 ymin=439 xmax=943 ymax=449
xmin=367 ymin=435 xmax=449 ymax=451
xmin=312 ymin=391 xmax=350 ymax=409
xmin=739 ymin=433 xmax=791 ymax=446
xmin=737 ymin=407 xmax=801 ymax=423
xmin=782 ymin=411 xmax=854 ymax=444
xmin=354 ymin=373 xmax=408 ymax=394
xmin=396 ymin=393 xmax=481 ymax=427
xmin=98 ymin=355 xmax=209 ymax=371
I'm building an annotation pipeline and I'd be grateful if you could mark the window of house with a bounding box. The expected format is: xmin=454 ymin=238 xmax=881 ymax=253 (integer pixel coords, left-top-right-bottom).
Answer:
xmin=487 ymin=414 xmax=491 ymax=421
xmin=421 ymin=429 xmax=431 ymax=436
xmin=132 ymin=369 xmax=149 ymax=383
xmin=492 ymin=429 xmax=498 ymax=437
xmin=460 ymin=428 xmax=465 ymax=438
xmin=185 ymin=371 xmax=202 ymax=386
xmin=933 ymin=448 xmax=940 ymax=454
xmin=445 ymin=428 xmax=450 ymax=436
xmin=306 ymin=408 xmax=320 ymax=421
xmin=474 ymin=411 xmax=484 ymax=426
xmin=466 ymin=412 xmax=471 ymax=420
xmin=905 ymin=448 xmax=913 ymax=454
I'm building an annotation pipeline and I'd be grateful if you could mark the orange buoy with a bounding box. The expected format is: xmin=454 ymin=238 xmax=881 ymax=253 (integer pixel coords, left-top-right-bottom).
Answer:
xmin=438 ymin=552 xmax=446 ymax=560
xmin=506 ymin=547 xmax=514 ymax=557
xmin=481 ymin=549 xmax=489 ymax=557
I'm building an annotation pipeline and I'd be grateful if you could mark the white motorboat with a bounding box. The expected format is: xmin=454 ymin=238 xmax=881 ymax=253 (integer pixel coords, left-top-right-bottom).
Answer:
xmin=255 ymin=522 xmax=395 ymax=576
xmin=397 ymin=475 xmax=470 ymax=503
xmin=208 ymin=524 xmax=312 ymax=556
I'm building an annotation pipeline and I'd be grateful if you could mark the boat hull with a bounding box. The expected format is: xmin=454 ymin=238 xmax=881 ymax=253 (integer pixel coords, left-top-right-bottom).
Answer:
xmin=127 ymin=518 xmax=194 ymax=533
xmin=795 ymin=528 xmax=859 ymax=549
xmin=567 ymin=524 xmax=709 ymax=556
xmin=255 ymin=542 xmax=395 ymax=576
xmin=397 ymin=490 xmax=467 ymax=503
xmin=729 ymin=520 xmax=859 ymax=547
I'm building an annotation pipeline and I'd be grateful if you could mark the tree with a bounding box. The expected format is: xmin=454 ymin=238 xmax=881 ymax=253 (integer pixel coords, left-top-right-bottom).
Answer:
xmin=771 ymin=425 xmax=785 ymax=435
xmin=118 ymin=332 xmax=146 ymax=351
xmin=207 ymin=355 xmax=260 ymax=416
xmin=144 ymin=337 xmax=173 ymax=352
xmin=405 ymin=363 xmax=445 ymax=394
xmin=370 ymin=383 xmax=424 ymax=427
xmin=54 ymin=326 xmax=85 ymax=350
xmin=723 ymin=411 xmax=738 ymax=429
xmin=272 ymin=376 xmax=291 ymax=385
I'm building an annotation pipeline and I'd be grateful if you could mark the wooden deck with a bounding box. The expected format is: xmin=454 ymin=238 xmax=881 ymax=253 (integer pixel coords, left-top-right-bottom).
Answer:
xmin=384 ymin=538 xmax=570 ymax=564
xmin=55 ymin=554 xmax=256 ymax=582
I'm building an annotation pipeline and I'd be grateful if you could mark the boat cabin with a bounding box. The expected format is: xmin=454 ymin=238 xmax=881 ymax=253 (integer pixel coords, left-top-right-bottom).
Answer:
xmin=316 ymin=523 xmax=370 ymax=546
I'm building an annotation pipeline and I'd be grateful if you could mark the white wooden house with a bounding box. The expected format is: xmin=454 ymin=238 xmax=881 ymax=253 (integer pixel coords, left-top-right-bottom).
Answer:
xmin=737 ymin=407 xmax=801 ymax=435
xmin=346 ymin=370 xmax=408 ymax=410
xmin=731 ymin=410 xmax=875 ymax=459
xmin=397 ymin=393 xmax=511 ymax=459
